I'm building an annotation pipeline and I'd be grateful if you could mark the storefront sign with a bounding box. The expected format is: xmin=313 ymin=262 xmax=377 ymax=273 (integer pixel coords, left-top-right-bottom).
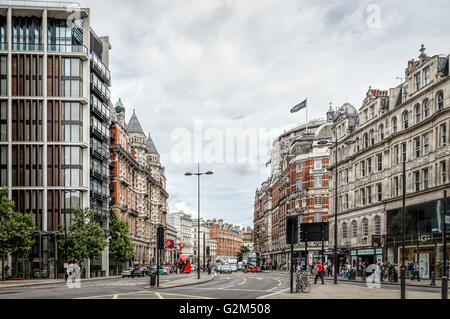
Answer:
xmin=418 ymin=235 xmax=432 ymax=243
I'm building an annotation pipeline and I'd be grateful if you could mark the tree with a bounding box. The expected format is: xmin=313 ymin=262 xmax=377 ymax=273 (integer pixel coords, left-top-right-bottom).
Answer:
xmin=58 ymin=208 xmax=106 ymax=269
xmin=236 ymin=245 xmax=251 ymax=262
xmin=109 ymin=213 xmax=134 ymax=275
xmin=0 ymin=187 xmax=35 ymax=279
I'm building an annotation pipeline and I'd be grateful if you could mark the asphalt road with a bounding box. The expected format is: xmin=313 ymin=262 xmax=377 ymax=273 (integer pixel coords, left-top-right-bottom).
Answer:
xmin=0 ymin=272 xmax=446 ymax=299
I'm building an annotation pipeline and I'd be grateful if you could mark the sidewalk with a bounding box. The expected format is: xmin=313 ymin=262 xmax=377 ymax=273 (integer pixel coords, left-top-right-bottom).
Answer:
xmin=262 ymin=282 xmax=441 ymax=299
xmin=0 ymin=276 xmax=121 ymax=289
xmin=146 ymin=272 xmax=216 ymax=289
xmin=323 ymin=275 xmax=443 ymax=288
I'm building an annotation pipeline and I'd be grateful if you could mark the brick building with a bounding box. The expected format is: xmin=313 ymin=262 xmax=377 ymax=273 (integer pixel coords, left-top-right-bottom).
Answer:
xmin=208 ymin=219 xmax=243 ymax=262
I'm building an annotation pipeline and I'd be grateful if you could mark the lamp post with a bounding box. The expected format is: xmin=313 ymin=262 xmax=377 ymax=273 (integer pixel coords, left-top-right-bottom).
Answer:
xmin=318 ymin=136 xmax=355 ymax=285
xmin=185 ymin=164 xmax=213 ymax=279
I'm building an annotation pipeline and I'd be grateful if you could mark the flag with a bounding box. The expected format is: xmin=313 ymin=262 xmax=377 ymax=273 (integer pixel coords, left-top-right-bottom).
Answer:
xmin=178 ymin=242 xmax=184 ymax=250
xmin=290 ymin=99 xmax=307 ymax=113
xmin=166 ymin=239 xmax=174 ymax=249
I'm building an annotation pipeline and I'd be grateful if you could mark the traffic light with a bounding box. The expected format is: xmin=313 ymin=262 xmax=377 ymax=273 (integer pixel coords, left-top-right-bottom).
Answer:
xmin=206 ymin=246 xmax=210 ymax=257
xmin=286 ymin=215 xmax=298 ymax=245
xmin=157 ymin=226 xmax=164 ymax=250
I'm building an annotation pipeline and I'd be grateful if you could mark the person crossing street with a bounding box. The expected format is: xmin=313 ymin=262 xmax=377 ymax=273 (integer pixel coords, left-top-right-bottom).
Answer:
xmin=314 ymin=261 xmax=324 ymax=284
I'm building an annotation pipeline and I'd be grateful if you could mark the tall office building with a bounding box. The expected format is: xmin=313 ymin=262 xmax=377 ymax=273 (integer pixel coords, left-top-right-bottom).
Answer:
xmin=0 ymin=3 xmax=111 ymax=279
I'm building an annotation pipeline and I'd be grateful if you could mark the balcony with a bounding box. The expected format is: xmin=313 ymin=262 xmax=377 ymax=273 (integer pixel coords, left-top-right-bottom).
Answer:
xmin=48 ymin=43 xmax=89 ymax=60
xmin=91 ymin=146 xmax=109 ymax=162
xmin=12 ymin=43 xmax=44 ymax=52
xmin=90 ymin=167 xmax=109 ymax=183
xmin=90 ymin=53 xmax=111 ymax=86
xmin=91 ymin=124 xmax=109 ymax=144
xmin=91 ymin=74 xmax=110 ymax=103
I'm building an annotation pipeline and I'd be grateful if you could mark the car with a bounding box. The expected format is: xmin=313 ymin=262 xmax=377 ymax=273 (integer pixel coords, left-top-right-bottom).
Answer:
xmin=220 ymin=265 xmax=232 ymax=274
xmin=161 ymin=267 xmax=170 ymax=275
xmin=131 ymin=266 xmax=147 ymax=277
xmin=121 ymin=268 xmax=133 ymax=278
xmin=230 ymin=264 xmax=238 ymax=272
xmin=149 ymin=266 xmax=158 ymax=274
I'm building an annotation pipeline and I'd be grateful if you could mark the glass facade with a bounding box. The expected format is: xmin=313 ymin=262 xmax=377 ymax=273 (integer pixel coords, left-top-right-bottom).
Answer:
xmin=47 ymin=18 xmax=83 ymax=52
xmin=12 ymin=16 xmax=42 ymax=51
xmin=62 ymin=102 xmax=82 ymax=142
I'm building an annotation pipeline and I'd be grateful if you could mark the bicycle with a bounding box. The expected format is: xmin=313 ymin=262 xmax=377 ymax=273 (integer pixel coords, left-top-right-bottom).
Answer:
xmin=296 ymin=271 xmax=311 ymax=293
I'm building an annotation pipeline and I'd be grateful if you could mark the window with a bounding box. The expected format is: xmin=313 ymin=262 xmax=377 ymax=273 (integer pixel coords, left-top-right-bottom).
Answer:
xmin=415 ymin=72 xmax=421 ymax=90
xmin=440 ymin=161 xmax=447 ymax=184
xmin=403 ymin=111 xmax=409 ymax=129
xmin=441 ymin=124 xmax=447 ymax=147
xmin=376 ymin=154 xmax=383 ymax=171
xmin=394 ymin=177 xmax=399 ymax=197
xmin=296 ymin=179 xmax=302 ymax=190
xmin=367 ymin=158 xmax=372 ymax=174
xmin=367 ymin=186 xmax=372 ymax=204
xmin=356 ymin=137 xmax=360 ymax=152
xmin=0 ymin=56 xmax=6 ymax=96
xmin=0 ymin=101 xmax=6 ymax=141
xmin=370 ymin=130 xmax=375 ymax=145
xmin=423 ymin=133 xmax=430 ymax=155
xmin=361 ymin=161 xmax=366 ymax=177
xmin=422 ymin=168 xmax=429 ymax=190
xmin=423 ymin=99 xmax=430 ymax=118
xmin=344 ymin=194 xmax=349 ymax=210
xmin=402 ymin=143 xmax=407 ymax=163
xmin=414 ymin=104 xmax=421 ymax=124
xmin=364 ymin=109 xmax=368 ymax=122
xmin=62 ymin=58 xmax=82 ymax=98
xmin=314 ymin=176 xmax=322 ymax=187
xmin=370 ymin=105 xmax=375 ymax=118
xmin=12 ymin=16 xmax=43 ymax=51
xmin=379 ymin=124 xmax=384 ymax=141
xmin=394 ymin=145 xmax=400 ymax=165
xmin=351 ymin=221 xmax=358 ymax=238
xmin=0 ymin=146 xmax=7 ymax=187
xmin=362 ymin=218 xmax=369 ymax=237
xmin=392 ymin=117 xmax=398 ymax=134
xmin=423 ymin=67 xmax=430 ymax=86
xmin=436 ymin=91 xmax=444 ymax=111
xmin=314 ymin=160 xmax=322 ymax=170
xmin=363 ymin=133 xmax=369 ymax=148
xmin=314 ymin=196 xmax=322 ymax=206
xmin=342 ymin=223 xmax=348 ymax=239
xmin=361 ymin=188 xmax=366 ymax=206
xmin=414 ymin=171 xmax=420 ymax=192
xmin=376 ymin=183 xmax=382 ymax=202
xmin=62 ymin=102 xmax=82 ymax=142
xmin=296 ymin=163 xmax=302 ymax=173
xmin=374 ymin=216 xmax=381 ymax=235
xmin=414 ymin=138 xmax=421 ymax=158
xmin=314 ymin=213 xmax=322 ymax=223
xmin=62 ymin=147 xmax=82 ymax=187
xmin=345 ymin=168 xmax=349 ymax=183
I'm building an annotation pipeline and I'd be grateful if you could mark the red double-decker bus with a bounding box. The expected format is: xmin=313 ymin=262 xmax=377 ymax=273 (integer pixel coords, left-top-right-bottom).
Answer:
xmin=178 ymin=254 xmax=191 ymax=273
xmin=244 ymin=252 xmax=261 ymax=273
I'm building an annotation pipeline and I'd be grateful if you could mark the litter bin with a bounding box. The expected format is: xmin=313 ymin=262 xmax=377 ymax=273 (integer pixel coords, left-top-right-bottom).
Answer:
xmin=150 ymin=273 xmax=157 ymax=287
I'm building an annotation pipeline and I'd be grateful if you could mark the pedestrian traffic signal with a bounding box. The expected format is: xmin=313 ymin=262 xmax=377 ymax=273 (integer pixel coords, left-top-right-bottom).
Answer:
xmin=157 ymin=226 xmax=165 ymax=250
xmin=206 ymin=246 xmax=210 ymax=257
xmin=286 ymin=216 xmax=298 ymax=245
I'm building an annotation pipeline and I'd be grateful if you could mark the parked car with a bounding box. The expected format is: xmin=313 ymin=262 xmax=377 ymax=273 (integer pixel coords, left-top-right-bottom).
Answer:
xmin=121 ymin=268 xmax=133 ymax=278
xmin=131 ymin=266 xmax=147 ymax=277
xmin=230 ymin=264 xmax=238 ymax=272
xmin=220 ymin=265 xmax=232 ymax=274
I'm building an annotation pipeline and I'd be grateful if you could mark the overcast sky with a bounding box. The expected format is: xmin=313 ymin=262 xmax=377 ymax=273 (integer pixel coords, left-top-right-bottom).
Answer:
xmin=81 ymin=0 xmax=450 ymax=228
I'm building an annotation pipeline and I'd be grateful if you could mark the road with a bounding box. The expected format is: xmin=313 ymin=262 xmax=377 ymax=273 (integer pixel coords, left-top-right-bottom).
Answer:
xmin=0 ymin=272 xmax=446 ymax=299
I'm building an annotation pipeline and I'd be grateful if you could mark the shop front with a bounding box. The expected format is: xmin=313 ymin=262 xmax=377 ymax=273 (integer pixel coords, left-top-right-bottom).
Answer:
xmin=350 ymin=248 xmax=384 ymax=268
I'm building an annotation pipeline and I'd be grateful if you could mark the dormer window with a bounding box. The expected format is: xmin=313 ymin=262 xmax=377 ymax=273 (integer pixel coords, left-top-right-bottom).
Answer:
xmin=415 ymin=72 xmax=421 ymax=91
xmin=423 ymin=67 xmax=430 ymax=86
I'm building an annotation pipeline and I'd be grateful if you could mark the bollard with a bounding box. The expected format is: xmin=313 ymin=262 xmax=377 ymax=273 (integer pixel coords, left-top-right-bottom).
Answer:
xmin=431 ymin=271 xmax=436 ymax=286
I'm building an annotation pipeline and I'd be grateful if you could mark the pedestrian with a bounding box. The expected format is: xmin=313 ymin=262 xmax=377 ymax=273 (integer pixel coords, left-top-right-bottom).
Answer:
xmin=414 ymin=263 xmax=421 ymax=282
xmin=408 ymin=260 xmax=415 ymax=280
xmin=394 ymin=264 xmax=399 ymax=282
xmin=361 ymin=262 xmax=367 ymax=280
xmin=314 ymin=261 xmax=324 ymax=284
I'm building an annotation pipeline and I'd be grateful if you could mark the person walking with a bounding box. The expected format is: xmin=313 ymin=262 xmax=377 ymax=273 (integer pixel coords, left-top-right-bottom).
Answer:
xmin=414 ymin=263 xmax=421 ymax=282
xmin=314 ymin=261 xmax=324 ymax=284
xmin=408 ymin=260 xmax=415 ymax=280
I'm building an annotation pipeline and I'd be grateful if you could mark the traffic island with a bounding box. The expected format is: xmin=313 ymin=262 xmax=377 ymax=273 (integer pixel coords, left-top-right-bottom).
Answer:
xmin=145 ymin=273 xmax=216 ymax=289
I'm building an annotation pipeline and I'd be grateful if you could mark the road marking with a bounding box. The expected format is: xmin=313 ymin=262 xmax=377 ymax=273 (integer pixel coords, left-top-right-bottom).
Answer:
xmin=238 ymin=277 xmax=247 ymax=286
xmin=159 ymin=292 xmax=215 ymax=299
xmin=155 ymin=292 xmax=164 ymax=299
xmin=267 ymin=279 xmax=283 ymax=292
xmin=76 ymin=290 xmax=151 ymax=299
xmin=257 ymin=288 xmax=290 ymax=299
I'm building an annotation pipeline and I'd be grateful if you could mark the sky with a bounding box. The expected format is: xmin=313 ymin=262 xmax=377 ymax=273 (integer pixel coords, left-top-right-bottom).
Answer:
xmin=80 ymin=0 xmax=450 ymax=228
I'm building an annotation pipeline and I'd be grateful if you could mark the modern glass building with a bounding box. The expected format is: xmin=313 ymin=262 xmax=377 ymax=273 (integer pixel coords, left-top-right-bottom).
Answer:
xmin=0 ymin=3 xmax=111 ymax=279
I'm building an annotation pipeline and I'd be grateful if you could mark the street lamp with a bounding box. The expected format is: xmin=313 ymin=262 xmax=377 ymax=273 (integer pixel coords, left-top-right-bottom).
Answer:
xmin=318 ymin=136 xmax=355 ymax=285
xmin=185 ymin=164 xmax=214 ymax=279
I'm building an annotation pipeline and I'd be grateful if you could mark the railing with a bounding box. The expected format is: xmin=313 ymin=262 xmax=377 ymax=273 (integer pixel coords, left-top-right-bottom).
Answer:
xmin=48 ymin=43 xmax=88 ymax=54
xmin=91 ymin=73 xmax=110 ymax=103
xmin=12 ymin=43 xmax=44 ymax=51
xmin=90 ymin=52 xmax=111 ymax=86
xmin=0 ymin=0 xmax=80 ymax=8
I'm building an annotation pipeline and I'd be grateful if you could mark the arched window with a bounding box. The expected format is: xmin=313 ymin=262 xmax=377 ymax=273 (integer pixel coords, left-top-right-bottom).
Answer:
xmin=342 ymin=222 xmax=348 ymax=239
xmin=369 ymin=130 xmax=375 ymax=145
xmin=363 ymin=133 xmax=369 ymax=148
xmin=351 ymin=220 xmax=358 ymax=238
xmin=423 ymin=99 xmax=430 ymax=118
xmin=414 ymin=104 xmax=421 ymax=124
xmin=402 ymin=111 xmax=409 ymax=129
xmin=355 ymin=137 xmax=360 ymax=152
xmin=374 ymin=216 xmax=381 ymax=235
xmin=437 ymin=91 xmax=444 ymax=111
xmin=362 ymin=218 xmax=369 ymax=237
xmin=392 ymin=117 xmax=397 ymax=134
xmin=379 ymin=124 xmax=384 ymax=141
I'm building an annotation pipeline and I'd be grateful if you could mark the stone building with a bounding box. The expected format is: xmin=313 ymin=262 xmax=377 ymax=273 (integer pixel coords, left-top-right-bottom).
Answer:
xmin=327 ymin=46 xmax=450 ymax=279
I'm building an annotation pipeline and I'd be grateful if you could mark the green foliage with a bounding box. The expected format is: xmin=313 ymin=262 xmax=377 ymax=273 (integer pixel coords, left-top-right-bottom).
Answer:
xmin=109 ymin=213 xmax=134 ymax=264
xmin=0 ymin=187 xmax=35 ymax=258
xmin=236 ymin=245 xmax=251 ymax=261
xmin=58 ymin=208 xmax=106 ymax=264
